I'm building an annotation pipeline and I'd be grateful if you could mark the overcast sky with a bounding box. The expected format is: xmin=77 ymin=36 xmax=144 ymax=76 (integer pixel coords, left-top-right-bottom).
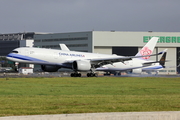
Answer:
xmin=0 ymin=0 xmax=180 ymax=33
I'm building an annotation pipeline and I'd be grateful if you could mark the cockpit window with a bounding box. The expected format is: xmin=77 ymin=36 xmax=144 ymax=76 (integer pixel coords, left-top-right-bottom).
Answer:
xmin=11 ymin=51 xmax=18 ymax=53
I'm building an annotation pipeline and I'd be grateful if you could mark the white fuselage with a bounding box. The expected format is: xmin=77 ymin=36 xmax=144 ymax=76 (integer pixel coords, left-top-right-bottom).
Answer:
xmin=6 ymin=47 xmax=122 ymax=68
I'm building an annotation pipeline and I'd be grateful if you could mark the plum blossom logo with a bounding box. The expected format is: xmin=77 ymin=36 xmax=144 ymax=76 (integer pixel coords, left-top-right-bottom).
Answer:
xmin=140 ymin=47 xmax=152 ymax=59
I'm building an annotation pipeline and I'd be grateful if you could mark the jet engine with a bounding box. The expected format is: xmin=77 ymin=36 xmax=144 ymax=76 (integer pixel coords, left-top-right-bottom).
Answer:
xmin=72 ymin=60 xmax=91 ymax=71
xmin=131 ymin=68 xmax=142 ymax=74
xmin=41 ymin=65 xmax=60 ymax=72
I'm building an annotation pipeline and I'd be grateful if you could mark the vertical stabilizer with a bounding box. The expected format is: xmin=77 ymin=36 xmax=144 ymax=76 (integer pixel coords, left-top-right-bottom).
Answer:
xmin=159 ymin=52 xmax=167 ymax=68
xmin=135 ymin=37 xmax=159 ymax=60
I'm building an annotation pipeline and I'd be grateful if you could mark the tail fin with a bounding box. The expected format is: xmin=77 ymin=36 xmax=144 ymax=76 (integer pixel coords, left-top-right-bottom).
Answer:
xmin=159 ymin=52 xmax=167 ymax=68
xmin=135 ymin=37 xmax=159 ymax=60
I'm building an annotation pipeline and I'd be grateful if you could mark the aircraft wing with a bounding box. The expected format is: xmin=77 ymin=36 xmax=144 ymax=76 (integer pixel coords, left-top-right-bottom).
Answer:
xmin=63 ymin=51 xmax=165 ymax=68
xmin=89 ymin=51 xmax=164 ymax=67
xmin=59 ymin=43 xmax=165 ymax=67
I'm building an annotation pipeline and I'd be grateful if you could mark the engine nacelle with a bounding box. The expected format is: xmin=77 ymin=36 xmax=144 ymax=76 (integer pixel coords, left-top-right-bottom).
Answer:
xmin=72 ymin=60 xmax=91 ymax=71
xmin=41 ymin=65 xmax=60 ymax=72
xmin=131 ymin=68 xmax=142 ymax=74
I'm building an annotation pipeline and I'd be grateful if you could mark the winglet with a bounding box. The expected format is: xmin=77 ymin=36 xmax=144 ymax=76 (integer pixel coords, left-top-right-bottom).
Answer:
xmin=59 ymin=44 xmax=70 ymax=51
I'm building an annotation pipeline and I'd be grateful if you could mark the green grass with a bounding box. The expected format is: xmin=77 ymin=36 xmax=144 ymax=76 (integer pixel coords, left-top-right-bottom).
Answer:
xmin=0 ymin=77 xmax=179 ymax=116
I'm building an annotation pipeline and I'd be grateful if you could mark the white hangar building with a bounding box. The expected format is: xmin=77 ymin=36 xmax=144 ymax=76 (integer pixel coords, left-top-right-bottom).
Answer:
xmin=33 ymin=31 xmax=180 ymax=74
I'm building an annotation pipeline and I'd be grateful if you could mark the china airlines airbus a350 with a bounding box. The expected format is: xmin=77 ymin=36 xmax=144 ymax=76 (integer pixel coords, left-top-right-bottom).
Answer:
xmin=6 ymin=37 xmax=164 ymax=77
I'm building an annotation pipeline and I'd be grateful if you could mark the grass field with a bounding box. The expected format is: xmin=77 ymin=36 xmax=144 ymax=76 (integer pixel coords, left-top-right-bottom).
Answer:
xmin=0 ymin=77 xmax=179 ymax=116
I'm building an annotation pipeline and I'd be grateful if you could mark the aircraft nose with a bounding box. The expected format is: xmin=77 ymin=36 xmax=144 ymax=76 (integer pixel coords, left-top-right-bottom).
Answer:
xmin=6 ymin=53 xmax=13 ymax=60
xmin=6 ymin=54 xmax=11 ymax=60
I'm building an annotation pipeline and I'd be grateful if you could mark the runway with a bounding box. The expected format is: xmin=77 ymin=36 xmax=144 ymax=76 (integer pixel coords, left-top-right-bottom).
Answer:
xmin=0 ymin=111 xmax=180 ymax=120
xmin=0 ymin=72 xmax=179 ymax=78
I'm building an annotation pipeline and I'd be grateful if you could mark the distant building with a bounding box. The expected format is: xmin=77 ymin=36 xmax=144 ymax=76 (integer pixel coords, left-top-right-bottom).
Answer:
xmin=0 ymin=32 xmax=35 ymax=56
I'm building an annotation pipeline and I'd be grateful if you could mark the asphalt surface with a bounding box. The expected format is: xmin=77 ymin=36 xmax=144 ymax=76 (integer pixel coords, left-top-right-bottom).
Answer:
xmin=0 ymin=72 xmax=180 ymax=78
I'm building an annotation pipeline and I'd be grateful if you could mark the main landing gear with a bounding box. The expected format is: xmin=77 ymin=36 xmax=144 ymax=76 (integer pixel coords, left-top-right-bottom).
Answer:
xmin=70 ymin=72 xmax=98 ymax=77
xmin=70 ymin=73 xmax=81 ymax=77
xmin=87 ymin=73 xmax=98 ymax=77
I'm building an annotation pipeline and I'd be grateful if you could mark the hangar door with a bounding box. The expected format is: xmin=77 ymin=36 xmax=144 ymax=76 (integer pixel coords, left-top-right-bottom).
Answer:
xmin=112 ymin=47 xmax=138 ymax=56
xmin=177 ymin=47 xmax=180 ymax=73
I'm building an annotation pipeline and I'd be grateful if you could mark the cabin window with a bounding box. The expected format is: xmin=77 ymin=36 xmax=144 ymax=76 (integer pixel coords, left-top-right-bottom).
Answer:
xmin=11 ymin=51 xmax=18 ymax=53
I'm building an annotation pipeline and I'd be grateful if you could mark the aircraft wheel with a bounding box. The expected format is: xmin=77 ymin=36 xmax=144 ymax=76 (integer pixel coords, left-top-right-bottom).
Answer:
xmin=87 ymin=73 xmax=92 ymax=77
xmin=71 ymin=73 xmax=81 ymax=77
xmin=87 ymin=73 xmax=97 ymax=77
xmin=117 ymin=72 xmax=121 ymax=76
xmin=94 ymin=73 xmax=98 ymax=77
xmin=87 ymin=73 xmax=90 ymax=77
xmin=71 ymin=73 xmax=75 ymax=77
xmin=78 ymin=73 xmax=81 ymax=77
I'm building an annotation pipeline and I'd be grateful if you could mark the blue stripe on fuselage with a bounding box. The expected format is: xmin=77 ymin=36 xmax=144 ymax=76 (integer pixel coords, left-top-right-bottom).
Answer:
xmin=7 ymin=53 xmax=47 ymax=62
xmin=143 ymin=66 xmax=163 ymax=70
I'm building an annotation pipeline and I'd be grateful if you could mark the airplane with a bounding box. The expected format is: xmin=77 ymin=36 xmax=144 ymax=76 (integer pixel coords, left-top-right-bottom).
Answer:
xmin=95 ymin=37 xmax=167 ymax=76
xmin=6 ymin=37 xmax=164 ymax=77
